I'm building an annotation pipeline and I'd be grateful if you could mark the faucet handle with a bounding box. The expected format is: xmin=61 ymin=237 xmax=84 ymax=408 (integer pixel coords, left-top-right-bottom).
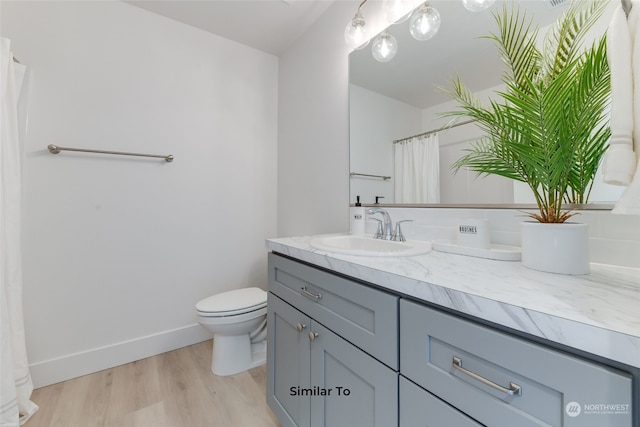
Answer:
xmin=392 ymin=220 xmax=413 ymax=242
xmin=371 ymin=218 xmax=384 ymax=239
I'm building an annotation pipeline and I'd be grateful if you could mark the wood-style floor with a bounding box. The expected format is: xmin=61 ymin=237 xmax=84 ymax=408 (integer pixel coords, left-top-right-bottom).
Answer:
xmin=26 ymin=340 xmax=281 ymax=427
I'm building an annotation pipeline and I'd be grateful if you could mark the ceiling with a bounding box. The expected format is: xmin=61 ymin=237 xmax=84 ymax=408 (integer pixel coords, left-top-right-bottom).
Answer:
xmin=125 ymin=0 xmax=336 ymax=55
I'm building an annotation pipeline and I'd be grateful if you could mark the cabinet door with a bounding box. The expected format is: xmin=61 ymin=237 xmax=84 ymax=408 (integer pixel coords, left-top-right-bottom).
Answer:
xmin=267 ymin=293 xmax=311 ymax=427
xmin=400 ymin=377 xmax=484 ymax=427
xmin=309 ymin=321 xmax=398 ymax=427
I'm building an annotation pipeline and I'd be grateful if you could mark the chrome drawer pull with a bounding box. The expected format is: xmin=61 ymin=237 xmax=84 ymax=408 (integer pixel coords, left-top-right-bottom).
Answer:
xmin=300 ymin=286 xmax=322 ymax=301
xmin=452 ymin=356 xmax=522 ymax=396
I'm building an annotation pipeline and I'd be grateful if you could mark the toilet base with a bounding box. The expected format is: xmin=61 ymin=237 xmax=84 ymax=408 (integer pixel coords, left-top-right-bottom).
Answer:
xmin=211 ymin=334 xmax=267 ymax=376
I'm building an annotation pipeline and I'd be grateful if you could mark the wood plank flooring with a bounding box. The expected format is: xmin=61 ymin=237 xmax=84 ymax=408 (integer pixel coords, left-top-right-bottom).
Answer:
xmin=26 ymin=340 xmax=281 ymax=427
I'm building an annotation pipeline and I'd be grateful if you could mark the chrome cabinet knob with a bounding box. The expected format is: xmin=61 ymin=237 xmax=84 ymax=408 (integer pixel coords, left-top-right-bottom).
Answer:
xmin=296 ymin=323 xmax=307 ymax=332
xmin=308 ymin=331 xmax=319 ymax=342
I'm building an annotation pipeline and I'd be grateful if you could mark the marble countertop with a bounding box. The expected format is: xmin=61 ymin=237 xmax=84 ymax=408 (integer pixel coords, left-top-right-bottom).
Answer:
xmin=266 ymin=234 xmax=640 ymax=369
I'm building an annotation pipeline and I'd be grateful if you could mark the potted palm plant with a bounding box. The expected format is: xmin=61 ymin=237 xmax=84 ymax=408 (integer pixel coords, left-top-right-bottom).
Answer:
xmin=444 ymin=0 xmax=610 ymax=274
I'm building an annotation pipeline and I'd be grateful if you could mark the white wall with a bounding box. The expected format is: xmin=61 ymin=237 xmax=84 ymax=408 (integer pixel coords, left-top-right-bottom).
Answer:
xmin=1 ymin=1 xmax=277 ymax=387
xmin=349 ymin=84 xmax=423 ymax=204
xmin=276 ymin=2 xmax=354 ymax=237
xmin=277 ymin=0 xmax=394 ymax=237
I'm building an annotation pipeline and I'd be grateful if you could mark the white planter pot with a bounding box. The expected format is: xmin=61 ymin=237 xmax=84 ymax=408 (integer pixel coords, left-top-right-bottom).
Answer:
xmin=520 ymin=221 xmax=590 ymax=275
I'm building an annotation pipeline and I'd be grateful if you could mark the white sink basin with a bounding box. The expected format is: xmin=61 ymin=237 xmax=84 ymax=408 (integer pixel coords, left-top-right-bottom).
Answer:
xmin=310 ymin=235 xmax=432 ymax=257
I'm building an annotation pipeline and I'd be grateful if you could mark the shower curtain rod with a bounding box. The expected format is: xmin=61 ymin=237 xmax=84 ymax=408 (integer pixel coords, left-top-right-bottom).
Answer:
xmin=393 ymin=119 xmax=476 ymax=144
xmin=47 ymin=144 xmax=174 ymax=162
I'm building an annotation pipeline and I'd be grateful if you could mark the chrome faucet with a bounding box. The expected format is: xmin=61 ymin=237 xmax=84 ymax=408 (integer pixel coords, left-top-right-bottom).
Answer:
xmin=366 ymin=208 xmax=393 ymax=240
xmin=392 ymin=220 xmax=413 ymax=242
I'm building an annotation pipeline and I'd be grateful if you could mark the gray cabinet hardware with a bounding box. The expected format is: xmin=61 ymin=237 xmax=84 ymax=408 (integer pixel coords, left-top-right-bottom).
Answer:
xmin=452 ymin=356 xmax=522 ymax=396
xmin=300 ymin=286 xmax=322 ymax=301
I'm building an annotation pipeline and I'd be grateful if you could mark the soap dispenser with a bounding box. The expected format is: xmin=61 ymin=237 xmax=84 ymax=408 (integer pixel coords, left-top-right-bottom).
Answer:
xmin=350 ymin=196 xmax=365 ymax=235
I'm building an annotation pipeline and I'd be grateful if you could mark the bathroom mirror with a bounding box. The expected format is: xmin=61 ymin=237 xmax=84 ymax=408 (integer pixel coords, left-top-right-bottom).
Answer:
xmin=349 ymin=0 xmax=622 ymax=206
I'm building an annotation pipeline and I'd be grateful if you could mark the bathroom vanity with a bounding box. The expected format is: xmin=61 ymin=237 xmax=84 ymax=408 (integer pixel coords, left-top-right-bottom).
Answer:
xmin=266 ymin=234 xmax=640 ymax=427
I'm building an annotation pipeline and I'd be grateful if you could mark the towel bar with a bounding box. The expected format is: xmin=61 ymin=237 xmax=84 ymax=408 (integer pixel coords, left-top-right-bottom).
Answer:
xmin=47 ymin=144 xmax=173 ymax=162
xmin=350 ymin=172 xmax=391 ymax=180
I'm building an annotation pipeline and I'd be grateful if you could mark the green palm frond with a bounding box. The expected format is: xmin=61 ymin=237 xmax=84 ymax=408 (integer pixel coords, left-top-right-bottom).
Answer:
xmin=543 ymin=0 xmax=608 ymax=82
xmin=485 ymin=3 xmax=541 ymax=90
xmin=444 ymin=0 xmax=610 ymax=223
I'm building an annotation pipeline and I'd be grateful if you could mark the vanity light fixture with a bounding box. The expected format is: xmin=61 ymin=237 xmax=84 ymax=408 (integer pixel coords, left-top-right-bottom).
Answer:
xmin=346 ymin=0 xmax=491 ymax=60
xmin=371 ymin=31 xmax=399 ymax=62
xmin=344 ymin=0 xmax=371 ymax=50
xmin=409 ymin=2 xmax=441 ymax=41
xmin=382 ymin=0 xmax=414 ymax=24
xmin=461 ymin=0 xmax=496 ymax=12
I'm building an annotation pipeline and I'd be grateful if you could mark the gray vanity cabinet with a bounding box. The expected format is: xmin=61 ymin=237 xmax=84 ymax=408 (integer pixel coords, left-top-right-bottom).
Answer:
xmin=267 ymin=253 xmax=635 ymax=427
xmin=401 ymin=299 xmax=634 ymax=427
xmin=267 ymin=253 xmax=399 ymax=427
xmin=400 ymin=377 xmax=483 ymax=427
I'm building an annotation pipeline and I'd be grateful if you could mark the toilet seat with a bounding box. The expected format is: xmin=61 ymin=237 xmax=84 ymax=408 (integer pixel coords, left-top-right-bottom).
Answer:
xmin=196 ymin=287 xmax=267 ymax=317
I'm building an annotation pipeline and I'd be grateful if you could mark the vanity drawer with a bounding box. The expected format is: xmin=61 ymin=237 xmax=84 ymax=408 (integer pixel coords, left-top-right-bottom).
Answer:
xmin=400 ymin=299 xmax=633 ymax=427
xmin=268 ymin=253 xmax=399 ymax=369
xmin=400 ymin=377 xmax=484 ymax=427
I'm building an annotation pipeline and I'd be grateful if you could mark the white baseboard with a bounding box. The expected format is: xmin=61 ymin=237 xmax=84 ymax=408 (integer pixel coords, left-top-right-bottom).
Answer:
xmin=29 ymin=324 xmax=212 ymax=388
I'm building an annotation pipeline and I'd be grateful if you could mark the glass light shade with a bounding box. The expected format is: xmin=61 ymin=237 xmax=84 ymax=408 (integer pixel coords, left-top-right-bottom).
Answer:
xmin=371 ymin=32 xmax=398 ymax=63
xmin=344 ymin=12 xmax=370 ymax=50
xmin=461 ymin=0 xmax=496 ymax=12
xmin=383 ymin=0 xmax=414 ymax=24
xmin=409 ymin=3 xmax=441 ymax=41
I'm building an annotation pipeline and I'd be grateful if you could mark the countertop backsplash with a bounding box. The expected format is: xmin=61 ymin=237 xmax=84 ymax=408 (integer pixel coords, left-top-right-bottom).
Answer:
xmin=362 ymin=207 xmax=640 ymax=269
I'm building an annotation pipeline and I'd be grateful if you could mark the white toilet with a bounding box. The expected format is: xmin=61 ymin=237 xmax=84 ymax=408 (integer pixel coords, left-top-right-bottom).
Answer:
xmin=196 ymin=287 xmax=267 ymax=376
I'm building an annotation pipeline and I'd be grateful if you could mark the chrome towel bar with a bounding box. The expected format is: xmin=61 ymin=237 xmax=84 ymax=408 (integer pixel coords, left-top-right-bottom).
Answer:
xmin=350 ymin=172 xmax=391 ymax=180
xmin=47 ymin=144 xmax=173 ymax=162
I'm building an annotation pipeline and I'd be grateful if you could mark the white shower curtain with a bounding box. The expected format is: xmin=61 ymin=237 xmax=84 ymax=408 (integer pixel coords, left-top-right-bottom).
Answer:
xmin=1 ymin=37 xmax=38 ymax=427
xmin=394 ymin=133 xmax=440 ymax=204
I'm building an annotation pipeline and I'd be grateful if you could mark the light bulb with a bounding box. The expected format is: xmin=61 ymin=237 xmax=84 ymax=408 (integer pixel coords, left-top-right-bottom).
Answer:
xmin=383 ymin=0 xmax=414 ymax=24
xmin=409 ymin=3 xmax=441 ymax=41
xmin=371 ymin=32 xmax=398 ymax=63
xmin=461 ymin=0 xmax=496 ymax=12
xmin=344 ymin=11 xmax=370 ymax=50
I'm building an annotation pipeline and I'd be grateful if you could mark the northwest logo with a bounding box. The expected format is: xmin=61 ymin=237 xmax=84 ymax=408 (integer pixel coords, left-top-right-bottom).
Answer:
xmin=566 ymin=402 xmax=581 ymax=417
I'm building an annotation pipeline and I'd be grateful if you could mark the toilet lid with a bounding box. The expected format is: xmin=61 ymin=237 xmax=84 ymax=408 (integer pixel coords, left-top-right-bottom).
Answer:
xmin=196 ymin=287 xmax=267 ymax=316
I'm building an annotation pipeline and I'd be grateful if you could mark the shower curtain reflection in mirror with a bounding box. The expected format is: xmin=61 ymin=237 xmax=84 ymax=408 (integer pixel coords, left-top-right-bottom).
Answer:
xmin=1 ymin=37 xmax=38 ymax=426
xmin=394 ymin=133 xmax=440 ymax=203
